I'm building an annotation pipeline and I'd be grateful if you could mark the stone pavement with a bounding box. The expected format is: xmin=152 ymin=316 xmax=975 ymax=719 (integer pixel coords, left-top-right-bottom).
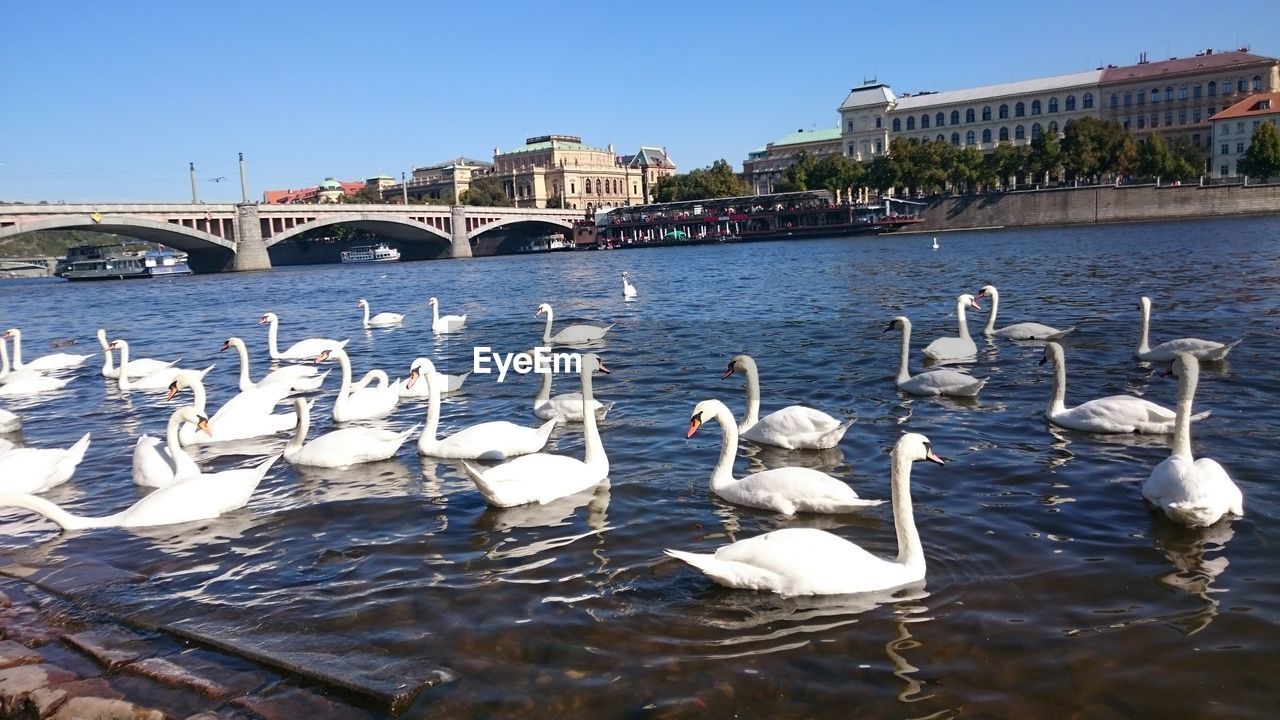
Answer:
xmin=0 ymin=576 xmax=379 ymax=719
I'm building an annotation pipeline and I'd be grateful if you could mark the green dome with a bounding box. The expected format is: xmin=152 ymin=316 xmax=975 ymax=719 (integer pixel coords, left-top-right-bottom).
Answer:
xmin=319 ymin=177 xmax=342 ymax=190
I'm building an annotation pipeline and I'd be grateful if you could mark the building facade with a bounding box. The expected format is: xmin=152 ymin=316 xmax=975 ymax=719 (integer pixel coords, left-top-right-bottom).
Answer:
xmin=391 ymin=157 xmax=492 ymax=204
xmin=263 ymin=177 xmax=366 ymax=204
xmin=1210 ymin=91 xmax=1280 ymax=177
xmin=490 ymin=135 xmax=675 ymax=210
xmin=741 ymin=128 xmax=842 ymax=195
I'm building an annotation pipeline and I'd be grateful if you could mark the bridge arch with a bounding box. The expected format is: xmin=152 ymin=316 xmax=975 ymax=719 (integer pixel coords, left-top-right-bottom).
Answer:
xmin=466 ymin=216 xmax=574 ymax=241
xmin=0 ymin=215 xmax=236 ymax=273
xmin=266 ymin=214 xmax=453 ymax=248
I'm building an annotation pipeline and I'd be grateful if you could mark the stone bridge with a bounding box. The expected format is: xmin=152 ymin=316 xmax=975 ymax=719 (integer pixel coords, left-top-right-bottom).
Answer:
xmin=0 ymin=203 xmax=584 ymax=272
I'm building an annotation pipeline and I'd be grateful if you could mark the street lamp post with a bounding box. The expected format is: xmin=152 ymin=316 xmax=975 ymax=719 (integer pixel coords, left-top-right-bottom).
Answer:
xmin=189 ymin=162 xmax=199 ymax=204
xmin=238 ymin=152 xmax=249 ymax=204
xmin=402 ymin=171 xmax=408 ymax=205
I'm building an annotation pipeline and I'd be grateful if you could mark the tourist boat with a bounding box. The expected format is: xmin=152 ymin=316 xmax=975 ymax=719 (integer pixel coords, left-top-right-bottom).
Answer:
xmin=59 ymin=245 xmax=193 ymax=281
xmin=341 ymin=243 xmax=401 ymax=264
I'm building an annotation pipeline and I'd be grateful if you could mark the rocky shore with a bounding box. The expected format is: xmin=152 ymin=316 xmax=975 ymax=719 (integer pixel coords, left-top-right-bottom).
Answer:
xmin=0 ymin=575 xmax=376 ymax=719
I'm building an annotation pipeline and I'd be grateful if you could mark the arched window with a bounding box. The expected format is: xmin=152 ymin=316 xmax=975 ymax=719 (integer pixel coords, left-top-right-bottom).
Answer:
xmin=1032 ymin=99 xmax=1043 ymax=115
xmin=570 ymin=182 xmax=576 ymax=193
xmin=950 ymin=110 xmax=960 ymax=125
xmin=982 ymin=106 xmax=992 ymax=121
xmin=1083 ymin=93 xmax=1094 ymax=109
xmin=982 ymin=128 xmax=992 ymax=143
xmin=1151 ymin=87 xmax=1161 ymax=103
xmin=921 ymin=114 xmax=930 ymax=129
xmin=1015 ymin=125 xmax=1025 ymax=140
xmin=966 ymin=108 xmax=975 ymax=123
xmin=1194 ymin=84 xmax=1202 ymax=98
xmin=892 ymin=118 xmax=901 ymax=132
xmin=999 ymin=103 xmax=1009 ymax=119
xmin=1137 ymin=90 xmax=1145 ymax=105
xmin=936 ymin=134 xmax=944 ymax=142
xmin=1048 ymin=120 xmax=1058 ymax=135
xmin=1237 ymin=78 xmax=1246 ymax=93
xmin=999 ymin=126 xmax=1009 ymax=141
xmin=1110 ymin=93 xmax=1119 ymax=109
xmin=906 ymin=116 xmax=915 ymax=130
xmin=1179 ymin=85 xmax=1187 ymax=99
xmin=1065 ymin=95 xmax=1076 ymax=111
xmin=951 ymin=132 xmax=960 ymax=145
xmin=1124 ymin=92 xmax=1132 ymax=107
xmin=936 ymin=112 xmax=945 ymax=127
xmin=1049 ymin=97 xmax=1059 ymax=113
xmin=1031 ymin=123 xmax=1042 ymax=139
xmin=1165 ymin=86 xmax=1173 ymax=101
xmin=1254 ymin=75 xmax=1263 ymax=91
xmin=1208 ymin=81 xmax=1216 ymax=96
xmin=966 ymin=130 xmax=975 ymax=145
xmin=1015 ymin=101 xmax=1025 ymax=117
xmin=585 ymin=179 xmax=592 ymax=194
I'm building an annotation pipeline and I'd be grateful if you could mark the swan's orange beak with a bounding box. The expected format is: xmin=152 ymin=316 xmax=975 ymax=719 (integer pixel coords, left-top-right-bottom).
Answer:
xmin=968 ymin=298 xmax=982 ymax=311
xmin=721 ymin=363 xmax=735 ymax=380
xmin=219 ymin=341 xmax=230 ymax=352
xmin=406 ymin=367 xmax=420 ymax=389
xmin=686 ymin=414 xmax=703 ymax=439
xmin=197 ymin=417 xmax=212 ymax=437
xmin=166 ymin=382 xmax=179 ymax=401
xmin=597 ymin=362 xmax=611 ymax=375
xmin=258 ymin=316 xmax=269 ymax=325
xmin=314 ymin=351 xmax=331 ymax=363
xmin=925 ymin=447 xmax=946 ymax=465
xmin=535 ymin=307 xmax=545 ymax=317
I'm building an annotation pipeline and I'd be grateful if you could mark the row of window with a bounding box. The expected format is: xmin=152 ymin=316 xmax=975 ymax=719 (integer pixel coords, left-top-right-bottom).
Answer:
xmin=903 ymin=121 xmax=1062 ymax=147
xmin=892 ymin=94 xmax=1092 ymax=132
xmin=1110 ymin=76 xmax=1265 ymax=109
xmin=1122 ymin=107 xmax=1214 ymax=130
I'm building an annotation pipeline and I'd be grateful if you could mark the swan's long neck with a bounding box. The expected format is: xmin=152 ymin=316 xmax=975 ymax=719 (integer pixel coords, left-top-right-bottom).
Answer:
xmin=431 ymin=302 xmax=441 ymax=326
xmin=361 ymin=303 xmax=371 ymax=328
xmin=0 ymin=494 xmax=119 ymax=530
xmin=707 ymin=402 xmax=739 ymax=491
xmin=424 ymin=370 xmax=440 ymax=441
xmin=536 ymin=366 xmax=552 ymax=405
xmin=116 ymin=342 xmax=132 ymax=390
xmin=956 ymin=299 xmax=972 ymax=341
xmin=0 ymin=337 xmax=10 ymax=377
xmin=98 ymin=330 xmax=115 ymax=375
xmin=580 ymin=364 xmax=606 ymax=468
xmin=741 ymin=360 xmax=761 ymax=430
xmin=895 ymin=321 xmax=913 ymax=384
xmin=1137 ymin=301 xmax=1151 ymax=354
xmin=189 ymin=378 xmax=207 ymax=415
xmin=9 ymin=330 xmax=22 ymax=367
xmin=233 ymin=341 xmax=253 ymax=390
xmin=1171 ymin=360 xmax=1198 ymax=459
xmin=983 ymin=289 xmax=999 ymax=336
xmin=266 ymin=317 xmax=280 ymax=358
xmin=541 ymin=309 xmax=554 ymax=344
xmin=1048 ymin=346 xmax=1067 ymax=415
xmin=889 ymin=451 xmax=924 ymax=572
xmin=333 ymin=352 xmax=353 ymax=418
xmin=285 ymin=399 xmax=309 ymax=460
xmin=164 ymin=411 xmax=188 ymax=475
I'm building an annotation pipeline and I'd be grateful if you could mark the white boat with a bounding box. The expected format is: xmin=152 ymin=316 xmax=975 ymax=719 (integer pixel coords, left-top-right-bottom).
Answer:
xmin=341 ymin=243 xmax=401 ymax=264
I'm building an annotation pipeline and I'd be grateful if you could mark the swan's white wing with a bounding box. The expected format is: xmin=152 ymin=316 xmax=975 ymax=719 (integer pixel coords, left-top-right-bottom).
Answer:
xmin=922 ymin=336 xmax=977 ymax=361
xmin=728 ymin=467 xmax=879 ymax=514
xmin=1144 ymin=337 xmax=1236 ymax=361
xmin=993 ymin=322 xmax=1070 ymax=341
xmin=901 ymin=369 xmax=984 ymax=397
xmin=1059 ymin=395 xmax=1176 ymax=433
xmin=467 ymin=453 xmax=604 ymax=506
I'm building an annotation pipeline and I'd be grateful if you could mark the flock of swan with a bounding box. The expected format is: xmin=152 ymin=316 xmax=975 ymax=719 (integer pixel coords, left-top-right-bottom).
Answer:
xmin=0 ymin=271 xmax=1248 ymax=598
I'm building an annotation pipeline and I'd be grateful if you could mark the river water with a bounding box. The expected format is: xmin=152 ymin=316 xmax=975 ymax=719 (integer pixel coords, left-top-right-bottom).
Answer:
xmin=1 ymin=216 xmax=1277 ymax=718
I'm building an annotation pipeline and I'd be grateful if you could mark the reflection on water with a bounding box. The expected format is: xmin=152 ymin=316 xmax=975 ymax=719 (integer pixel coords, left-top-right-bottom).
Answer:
xmin=1 ymin=217 xmax=1278 ymax=717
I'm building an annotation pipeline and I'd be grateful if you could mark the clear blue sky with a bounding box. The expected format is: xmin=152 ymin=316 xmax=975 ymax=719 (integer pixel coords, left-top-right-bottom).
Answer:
xmin=2 ymin=0 xmax=1277 ymax=203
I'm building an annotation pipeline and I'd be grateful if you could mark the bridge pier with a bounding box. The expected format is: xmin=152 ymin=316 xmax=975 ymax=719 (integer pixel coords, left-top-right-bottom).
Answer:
xmin=449 ymin=205 xmax=473 ymax=259
xmin=233 ymin=204 xmax=272 ymax=271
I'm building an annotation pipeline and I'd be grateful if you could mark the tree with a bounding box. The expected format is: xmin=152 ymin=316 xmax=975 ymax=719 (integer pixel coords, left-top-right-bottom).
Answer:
xmin=947 ymin=147 xmax=984 ymax=193
xmin=1061 ymin=117 xmax=1132 ymax=183
xmin=459 ymin=176 xmax=511 ymax=206
xmin=1137 ymin=133 xmax=1176 ymax=180
xmin=773 ymin=151 xmax=816 ymax=193
xmin=808 ymin=153 xmax=867 ymax=197
xmin=866 ymin=154 xmax=898 ymax=194
xmin=1027 ymin=129 xmax=1064 ymax=185
xmin=340 ymin=185 xmax=384 ymax=204
xmin=1238 ymin=121 xmax=1280 ymax=180
xmin=650 ymin=159 xmax=750 ymax=202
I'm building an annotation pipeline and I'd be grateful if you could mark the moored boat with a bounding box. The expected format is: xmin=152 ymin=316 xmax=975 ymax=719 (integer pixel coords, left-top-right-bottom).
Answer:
xmin=341 ymin=243 xmax=401 ymax=263
xmin=59 ymin=245 xmax=192 ymax=281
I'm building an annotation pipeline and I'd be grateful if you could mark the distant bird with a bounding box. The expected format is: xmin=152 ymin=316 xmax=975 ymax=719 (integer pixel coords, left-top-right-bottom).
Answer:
xmin=209 ymin=177 xmax=227 ymax=183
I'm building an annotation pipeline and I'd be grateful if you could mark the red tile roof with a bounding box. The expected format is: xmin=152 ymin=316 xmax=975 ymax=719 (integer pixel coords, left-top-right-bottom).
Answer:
xmin=1101 ymin=50 xmax=1276 ymax=84
xmin=1209 ymin=92 xmax=1280 ymax=121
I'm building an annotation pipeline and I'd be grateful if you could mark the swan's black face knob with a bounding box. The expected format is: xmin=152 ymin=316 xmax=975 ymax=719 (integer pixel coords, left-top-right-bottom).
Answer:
xmin=406 ymin=367 xmax=420 ymax=389
xmin=315 ymin=350 xmax=332 ymax=364
xmin=721 ymin=361 xmax=736 ymax=380
xmin=882 ymin=320 xmax=897 ymax=333
xmin=686 ymin=411 xmax=704 ymax=439
xmin=165 ymin=381 xmax=180 ymax=401
xmin=220 ymin=340 xmax=231 ymax=352
xmin=1038 ymin=350 xmax=1050 ymax=366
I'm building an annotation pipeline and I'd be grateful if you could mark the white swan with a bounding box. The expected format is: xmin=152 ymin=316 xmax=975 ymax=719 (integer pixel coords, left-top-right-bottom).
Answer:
xmin=0 ymin=338 xmax=69 ymax=396
xmin=0 ymin=408 xmax=20 ymax=433
xmin=221 ymin=337 xmax=327 ymax=392
xmin=317 ymin=347 xmax=400 ymax=422
xmin=687 ymin=399 xmax=882 ymax=515
xmin=459 ymin=354 xmax=609 ymax=506
xmin=168 ymin=372 xmax=299 ymax=445
xmin=0 ymin=453 xmax=279 ymax=530
xmin=96 ymin=328 xmax=176 ymax=379
xmin=258 ymin=312 xmax=349 ymax=361
xmin=112 ymin=339 xmax=213 ymax=392
xmin=537 ymin=303 xmax=613 ymax=345
xmin=2 ymin=328 xmax=92 ymax=371
xmin=975 ymin=285 xmax=1074 ymax=341
xmin=284 ymin=397 xmax=417 ymax=468
xmin=412 ymin=357 xmax=557 ymax=460
xmin=921 ymin=294 xmax=981 ymax=362
xmin=132 ymin=406 xmax=206 ymax=488
xmin=931 ymin=237 xmax=939 ymax=250
xmin=0 ymin=433 xmax=91 ymax=494
xmin=722 ymin=354 xmax=852 ymax=450
xmin=1039 ymin=341 xmax=1208 ymax=433
xmin=1136 ymin=296 xmax=1241 ymax=362
xmin=665 ymin=433 xmax=944 ymax=597
xmin=399 ymin=357 xmax=469 ymax=398
xmin=357 ymin=298 xmax=405 ymax=329
xmin=884 ymin=317 xmax=986 ymax=397
xmin=622 ymin=271 xmax=637 ymax=299
xmin=1142 ymin=353 xmax=1244 ymax=527
xmin=428 ymin=297 xmax=467 ymax=334
xmin=533 ymin=362 xmax=610 ymax=421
